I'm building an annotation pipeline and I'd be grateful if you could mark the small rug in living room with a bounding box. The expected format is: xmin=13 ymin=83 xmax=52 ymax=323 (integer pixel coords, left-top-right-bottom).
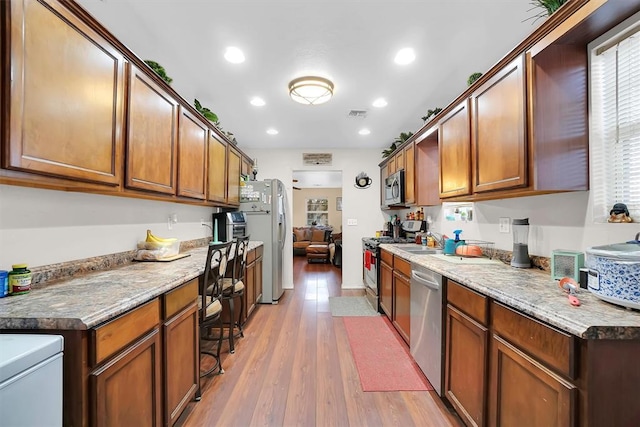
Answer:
xmin=329 ymin=296 xmax=378 ymax=317
xmin=343 ymin=316 xmax=433 ymax=392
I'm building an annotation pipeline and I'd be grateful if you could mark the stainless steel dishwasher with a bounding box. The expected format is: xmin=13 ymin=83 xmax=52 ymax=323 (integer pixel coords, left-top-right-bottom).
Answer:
xmin=410 ymin=262 xmax=443 ymax=396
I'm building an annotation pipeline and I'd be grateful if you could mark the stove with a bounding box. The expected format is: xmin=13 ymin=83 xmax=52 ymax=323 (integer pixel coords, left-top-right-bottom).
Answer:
xmin=362 ymin=236 xmax=413 ymax=313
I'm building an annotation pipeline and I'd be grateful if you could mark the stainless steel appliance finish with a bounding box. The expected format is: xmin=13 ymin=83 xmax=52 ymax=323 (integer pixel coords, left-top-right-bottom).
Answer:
xmin=410 ymin=262 xmax=443 ymax=396
xmin=240 ymin=179 xmax=286 ymax=303
xmin=212 ymin=211 xmax=247 ymax=242
xmin=384 ymin=169 xmax=405 ymax=206
xmin=362 ymin=236 xmax=413 ymax=312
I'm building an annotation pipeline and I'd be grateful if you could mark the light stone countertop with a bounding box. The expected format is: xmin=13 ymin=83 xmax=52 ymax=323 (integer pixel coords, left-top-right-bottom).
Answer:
xmin=382 ymin=243 xmax=640 ymax=340
xmin=0 ymin=242 xmax=263 ymax=331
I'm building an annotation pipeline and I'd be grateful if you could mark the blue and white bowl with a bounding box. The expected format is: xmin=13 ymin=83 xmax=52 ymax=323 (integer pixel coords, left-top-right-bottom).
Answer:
xmin=585 ymin=243 xmax=640 ymax=310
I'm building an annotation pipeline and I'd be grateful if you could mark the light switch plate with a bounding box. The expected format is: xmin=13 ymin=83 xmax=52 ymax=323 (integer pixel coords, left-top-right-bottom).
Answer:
xmin=499 ymin=217 xmax=510 ymax=233
xmin=347 ymin=218 xmax=358 ymax=226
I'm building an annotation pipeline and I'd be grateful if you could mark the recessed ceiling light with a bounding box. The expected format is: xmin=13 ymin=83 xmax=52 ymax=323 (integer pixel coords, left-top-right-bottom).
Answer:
xmin=372 ymin=98 xmax=388 ymax=108
xmin=224 ymin=47 xmax=245 ymax=64
xmin=359 ymin=129 xmax=371 ymax=135
xmin=266 ymin=128 xmax=279 ymax=135
xmin=394 ymin=48 xmax=415 ymax=65
xmin=250 ymin=97 xmax=265 ymax=107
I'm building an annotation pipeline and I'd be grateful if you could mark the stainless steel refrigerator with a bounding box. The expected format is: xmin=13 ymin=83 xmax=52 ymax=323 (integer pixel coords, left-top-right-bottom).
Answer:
xmin=240 ymin=179 xmax=286 ymax=303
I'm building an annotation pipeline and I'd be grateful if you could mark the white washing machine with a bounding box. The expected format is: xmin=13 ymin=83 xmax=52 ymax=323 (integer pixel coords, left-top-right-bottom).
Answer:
xmin=0 ymin=334 xmax=64 ymax=427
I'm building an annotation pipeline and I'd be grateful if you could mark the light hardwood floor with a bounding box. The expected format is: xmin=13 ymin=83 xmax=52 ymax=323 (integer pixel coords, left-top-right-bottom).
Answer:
xmin=177 ymin=256 xmax=461 ymax=427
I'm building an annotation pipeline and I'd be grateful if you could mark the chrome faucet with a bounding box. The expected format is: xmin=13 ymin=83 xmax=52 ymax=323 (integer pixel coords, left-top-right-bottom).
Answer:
xmin=635 ymin=231 xmax=640 ymax=242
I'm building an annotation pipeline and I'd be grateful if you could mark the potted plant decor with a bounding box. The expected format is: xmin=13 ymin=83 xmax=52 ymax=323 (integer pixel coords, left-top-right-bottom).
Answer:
xmin=421 ymin=108 xmax=442 ymax=123
xmin=382 ymin=132 xmax=414 ymax=158
xmin=528 ymin=0 xmax=568 ymax=21
xmin=144 ymin=60 xmax=172 ymax=85
xmin=467 ymin=72 xmax=483 ymax=86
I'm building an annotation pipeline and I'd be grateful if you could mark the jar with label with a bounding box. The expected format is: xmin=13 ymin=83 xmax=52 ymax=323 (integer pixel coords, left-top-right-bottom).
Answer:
xmin=0 ymin=271 xmax=8 ymax=298
xmin=9 ymin=264 xmax=31 ymax=295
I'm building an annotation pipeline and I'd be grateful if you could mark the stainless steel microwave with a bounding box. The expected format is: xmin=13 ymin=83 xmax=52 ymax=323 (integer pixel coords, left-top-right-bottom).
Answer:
xmin=384 ymin=170 xmax=405 ymax=206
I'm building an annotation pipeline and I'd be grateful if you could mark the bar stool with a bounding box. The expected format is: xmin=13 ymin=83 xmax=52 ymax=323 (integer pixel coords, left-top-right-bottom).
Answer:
xmin=221 ymin=235 xmax=250 ymax=354
xmin=198 ymin=240 xmax=233 ymax=386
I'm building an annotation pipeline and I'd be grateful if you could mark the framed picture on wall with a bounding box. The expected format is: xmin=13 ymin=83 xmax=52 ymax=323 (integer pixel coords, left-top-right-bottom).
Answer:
xmin=336 ymin=197 xmax=342 ymax=211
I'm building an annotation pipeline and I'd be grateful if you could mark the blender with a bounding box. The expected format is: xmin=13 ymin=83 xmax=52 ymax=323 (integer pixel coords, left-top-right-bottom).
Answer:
xmin=511 ymin=218 xmax=531 ymax=268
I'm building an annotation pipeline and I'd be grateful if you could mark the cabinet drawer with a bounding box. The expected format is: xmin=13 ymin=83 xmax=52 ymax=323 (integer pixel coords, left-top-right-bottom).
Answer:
xmin=491 ymin=301 xmax=575 ymax=379
xmin=91 ymin=298 xmax=160 ymax=366
xmin=381 ymin=249 xmax=393 ymax=266
xmin=163 ymin=278 xmax=198 ymax=320
xmin=447 ymin=280 xmax=488 ymax=325
xmin=394 ymin=256 xmax=411 ymax=278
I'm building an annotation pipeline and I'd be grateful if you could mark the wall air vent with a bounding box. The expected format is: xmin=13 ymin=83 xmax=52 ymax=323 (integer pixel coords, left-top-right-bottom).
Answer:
xmin=348 ymin=109 xmax=368 ymax=118
xmin=303 ymin=153 xmax=332 ymax=166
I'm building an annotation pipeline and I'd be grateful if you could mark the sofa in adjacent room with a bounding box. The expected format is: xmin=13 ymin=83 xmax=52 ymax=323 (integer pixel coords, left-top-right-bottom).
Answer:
xmin=292 ymin=227 xmax=332 ymax=256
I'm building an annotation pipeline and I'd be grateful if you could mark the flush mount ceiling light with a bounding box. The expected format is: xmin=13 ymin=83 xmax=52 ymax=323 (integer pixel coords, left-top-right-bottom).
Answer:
xmin=394 ymin=47 xmax=416 ymax=65
xmin=288 ymin=76 xmax=334 ymax=105
xmin=224 ymin=46 xmax=245 ymax=64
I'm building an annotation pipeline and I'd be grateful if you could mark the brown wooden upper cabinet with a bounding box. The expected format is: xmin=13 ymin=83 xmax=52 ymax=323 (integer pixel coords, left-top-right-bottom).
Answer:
xmin=403 ymin=143 xmax=415 ymax=205
xmin=125 ymin=65 xmax=178 ymax=195
xmin=439 ymin=100 xmax=471 ymax=198
xmin=227 ymin=147 xmax=241 ymax=206
xmin=207 ymin=133 xmax=228 ymax=203
xmin=471 ymin=55 xmax=527 ymax=193
xmin=241 ymin=156 xmax=252 ymax=178
xmin=177 ymin=108 xmax=208 ymax=200
xmin=5 ymin=0 xmax=125 ymax=186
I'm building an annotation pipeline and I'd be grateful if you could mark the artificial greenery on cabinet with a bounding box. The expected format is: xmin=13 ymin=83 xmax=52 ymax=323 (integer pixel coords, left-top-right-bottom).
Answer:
xmin=382 ymin=132 xmax=414 ymax=158
xmin=528 ymin=0 xmax=568 ymax=21
xmin=144 ymin=60 xmax=172 ymax=85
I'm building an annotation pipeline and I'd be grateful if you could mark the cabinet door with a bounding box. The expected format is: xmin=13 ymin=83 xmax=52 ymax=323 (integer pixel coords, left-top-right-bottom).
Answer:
xmin=387 ymin=157 xmax=396 ymax=175
xmin=392 ymin=270 xmax=410 ymax=345
xmin=245 ymin=260 xmax=256 ymax=320
xmin=7 ymin=0 xmax=125 ymax=185
xmin=472 ymin=55 xmax=527 ymax=193
xmin=126 ymin=65 xmax=178 ymax=195
xmin=489 ymin=335 xmax=576 ymax=427
xmin=207 ymin=134 xmax=228 ymax=203
xmin=255 ymin=256 xmax=263 ymax=305
xmin=163 ymin=303 xmax=198 ymax=427
xmin=379 ymin=261 xmax=393 ymax=319
xmin=177 ymin=108 xmax=208 ymax=200
xmin=227 ymin=147 xmax=241 ymax=205
xmin=91 ymin=329 xmax=162 ymax=427
xmin=394 ymin=150 xmax=404 ymax=172
xmin=445 ymin=305 xmax=488 ymax=427
xmin=439 ymin=100 xmax=471 ymax=198
xmin=241 ymin=156 xmax=252 ymax=178
xmin=403 ymin=143 xmax=415 ymax=205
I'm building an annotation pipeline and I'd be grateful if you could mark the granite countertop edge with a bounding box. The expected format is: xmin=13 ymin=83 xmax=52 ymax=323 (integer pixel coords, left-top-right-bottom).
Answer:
xmin=382 ymin=244 xmax=640 ymax=340
xmin=0 ymin=241 xmax=264 ymax=331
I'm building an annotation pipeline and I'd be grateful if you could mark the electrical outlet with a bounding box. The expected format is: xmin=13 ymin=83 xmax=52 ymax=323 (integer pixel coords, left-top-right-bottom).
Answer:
xmin=499 ymin=217 xmax=510 ymax=233
xmin=347 ymin=218 xmax=358 ymax=226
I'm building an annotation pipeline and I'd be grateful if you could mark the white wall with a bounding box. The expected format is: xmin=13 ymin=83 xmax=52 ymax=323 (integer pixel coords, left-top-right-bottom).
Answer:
xmin=243 ymin=148 xmax=386 ymax=290
xmin=0 ymin=185 xmax=216 ymax=271
xmin=423 ymin=191 xmax=639 ymax=257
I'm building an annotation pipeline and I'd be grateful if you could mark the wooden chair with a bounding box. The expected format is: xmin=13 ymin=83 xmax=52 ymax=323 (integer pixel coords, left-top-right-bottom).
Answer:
xmin=221 ymin=235 xmax=250 ymax=354
xmin=198 ymin=240 xmax=233 ymax=386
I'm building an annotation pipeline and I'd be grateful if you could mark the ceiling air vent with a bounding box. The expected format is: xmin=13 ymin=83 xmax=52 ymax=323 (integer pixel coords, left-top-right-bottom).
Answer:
xmin=348 ymin=109 xmax=368 ymax=118
xmin=303 ymin=153 xmax=332 ymax=166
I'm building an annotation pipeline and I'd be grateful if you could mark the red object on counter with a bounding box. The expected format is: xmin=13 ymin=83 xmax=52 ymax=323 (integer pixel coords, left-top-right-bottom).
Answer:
xmin=364 ymin=250 xmax=372 ymax=270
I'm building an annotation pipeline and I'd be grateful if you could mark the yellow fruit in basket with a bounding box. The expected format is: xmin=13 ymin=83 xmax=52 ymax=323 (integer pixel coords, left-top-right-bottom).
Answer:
xmin=146 ymin=229 xmax=177 ymax=244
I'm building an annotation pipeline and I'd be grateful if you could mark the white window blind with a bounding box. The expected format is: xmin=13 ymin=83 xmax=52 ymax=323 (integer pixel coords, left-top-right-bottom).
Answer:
xmin=591 ymin=24 xmax=640 ymax=223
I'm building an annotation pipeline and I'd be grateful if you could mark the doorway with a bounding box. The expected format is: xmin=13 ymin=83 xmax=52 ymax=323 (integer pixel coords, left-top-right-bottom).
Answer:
xmin=291 ymin=170 xmax=343 ymax=276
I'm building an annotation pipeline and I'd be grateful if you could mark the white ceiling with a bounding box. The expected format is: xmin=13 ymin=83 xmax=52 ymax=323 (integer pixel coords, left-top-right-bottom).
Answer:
xmin=78 ymin=0 xmax=541 ymax=152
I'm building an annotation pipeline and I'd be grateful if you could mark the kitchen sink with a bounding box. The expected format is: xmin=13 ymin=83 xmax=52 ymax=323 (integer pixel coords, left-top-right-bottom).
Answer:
xmin=396 ymin=246 xmax=442 ymax=255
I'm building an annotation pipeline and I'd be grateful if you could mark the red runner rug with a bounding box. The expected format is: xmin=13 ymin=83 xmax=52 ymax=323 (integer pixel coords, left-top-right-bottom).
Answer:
xmin=343 ymin=316 xmax=433 ymax=392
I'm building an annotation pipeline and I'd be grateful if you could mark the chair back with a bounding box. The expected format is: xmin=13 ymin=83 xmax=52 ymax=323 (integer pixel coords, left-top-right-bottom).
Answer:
xmin=201 ymin=241 xmax=233 ymax=322
xmin=232 ymin=235 xmax=251 ymax=284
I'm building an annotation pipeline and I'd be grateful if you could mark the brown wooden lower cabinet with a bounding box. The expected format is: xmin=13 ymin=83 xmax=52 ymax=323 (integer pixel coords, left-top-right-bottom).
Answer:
xmin=445 ymin=304 xmax=488 ymax=427
xmin=488 ymin=335 xmax=576 ymax=427
xmin=379 ymin=257 xmax=393 ymax=319
xmin=163 ymin=302 xmax=199 ymax=427
xmin=91 ymin=328 xmax=162 ymax=427
xmin=392 ymin=268 xmax=411 ymax=345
